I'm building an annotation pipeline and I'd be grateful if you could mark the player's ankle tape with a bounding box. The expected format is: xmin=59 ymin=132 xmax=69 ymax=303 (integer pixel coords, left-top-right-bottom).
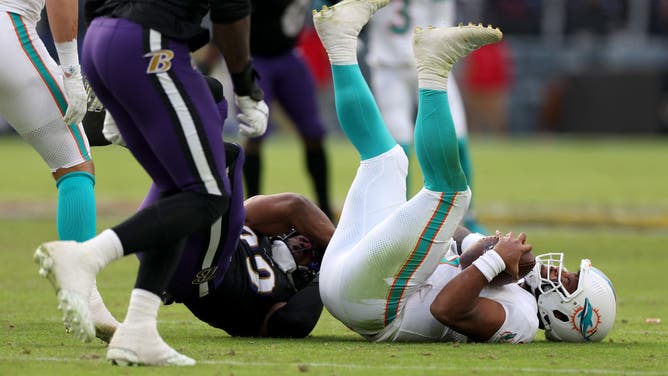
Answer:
xmin=472 ymin=249 xmax=505 ymax=282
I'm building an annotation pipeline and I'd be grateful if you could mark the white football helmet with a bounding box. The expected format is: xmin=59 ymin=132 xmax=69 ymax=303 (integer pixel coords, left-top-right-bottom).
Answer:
xmin=525 ymin=253 xmax=616 ymax=342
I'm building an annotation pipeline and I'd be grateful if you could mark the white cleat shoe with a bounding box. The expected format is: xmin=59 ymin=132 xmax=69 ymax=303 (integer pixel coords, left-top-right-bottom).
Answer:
xmin=95 ymin=321 xmax=119 ymax=345
xmin=90 ymin=286 xmax=120 ymax=344
xmin=107 ymin=323 xmax=196 ymax=366
xmin=34 ymin=241 xmax=97 ymax=342
xmin=413 ymin=24 xmax=503 ymax=90
xmin=312 ymin=0 xmax=390 ymax=64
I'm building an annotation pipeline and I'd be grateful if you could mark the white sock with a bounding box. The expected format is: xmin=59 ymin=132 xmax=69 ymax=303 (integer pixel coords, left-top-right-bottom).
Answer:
xmin=417 ymin=64 xmax=450 ymax=91
xmin=123 ymin=288 xmax=161 ymax=328
xmin=82 ymin=229 xmax=124 ymax=271
xmin=418 ymin=74 xmax=449 ymax=92
xmin=326 ymin=37 xmax=358 ymax=65
xmin=90 ymin=282 xmax=120 ymax=326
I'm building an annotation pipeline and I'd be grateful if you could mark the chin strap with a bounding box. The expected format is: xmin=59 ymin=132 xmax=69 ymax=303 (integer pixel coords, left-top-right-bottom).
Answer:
xmin=271 ymin=240 xmax=297 ymax=275
xmin=270 ymin=238 xmax=319 ymax=291
xmin=523 ymin=263 xmax=543 ymax=298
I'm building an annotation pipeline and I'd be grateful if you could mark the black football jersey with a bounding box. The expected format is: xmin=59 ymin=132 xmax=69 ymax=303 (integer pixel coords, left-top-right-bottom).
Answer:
xmin=85 ymin=0 xmax=251 ymax=51
xmin=180 ymin=226 xmax=297 ymax=336
xmin=250 ymin=0 xmax=310 ymax=56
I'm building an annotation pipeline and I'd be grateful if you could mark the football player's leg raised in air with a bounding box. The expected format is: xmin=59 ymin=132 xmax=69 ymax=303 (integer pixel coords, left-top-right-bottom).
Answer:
xmin=313 ymin=0 xmax=500 ymax=338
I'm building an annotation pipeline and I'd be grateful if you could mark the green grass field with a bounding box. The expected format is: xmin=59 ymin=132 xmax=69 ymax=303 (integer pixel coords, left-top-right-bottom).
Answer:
xmin=1 ymin=134 xmax=667 ymax=375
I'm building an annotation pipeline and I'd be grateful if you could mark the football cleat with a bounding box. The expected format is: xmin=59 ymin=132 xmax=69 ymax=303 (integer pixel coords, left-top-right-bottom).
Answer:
xmin=34 ymin=241 xmax=97 ymax=342
xmin=107 ymin=322 xmax=196 ymax=366
xmin=313 ymin=0 xmax=390 ymax=64
xmin=413 ymin=24 xmax=503 ymax=90
xmin=90 ymin=286 xmax=120 ymax=344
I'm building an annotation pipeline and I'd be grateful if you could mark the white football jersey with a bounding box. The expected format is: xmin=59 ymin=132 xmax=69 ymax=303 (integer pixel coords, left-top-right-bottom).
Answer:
xmin=367 ymin=0 xmax=456 ymax=68
xmin=0 ymin=0 xmax=45 ymax=24
xmin=370 ymin=245 xmax=539 ymax=343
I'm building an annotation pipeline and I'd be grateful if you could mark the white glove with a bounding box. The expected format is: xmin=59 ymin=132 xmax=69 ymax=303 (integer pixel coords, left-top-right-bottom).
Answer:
xmin=102 ymin=110 xmax=127 ymax=147
xmin=61 ymin=65 xmax=87 ymax=125
xmin=235 ymin=95 xmax=268 ymax=138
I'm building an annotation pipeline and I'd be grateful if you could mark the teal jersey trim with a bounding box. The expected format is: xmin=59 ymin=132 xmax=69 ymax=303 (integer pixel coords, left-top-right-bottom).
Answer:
xmin=9 ymin=13 xmax=68 ymax=114
xmin=384 ymin=191 xmax=459 ymax=325
xmin=441 ymin=257 xmax=460 ymax=267
xmin=68 ymin=123 xmax=89 ymax=159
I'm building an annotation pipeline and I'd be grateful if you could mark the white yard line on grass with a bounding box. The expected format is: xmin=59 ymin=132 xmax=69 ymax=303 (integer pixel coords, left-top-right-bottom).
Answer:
xmin=1 ymin=356 xmax=667 ymax=375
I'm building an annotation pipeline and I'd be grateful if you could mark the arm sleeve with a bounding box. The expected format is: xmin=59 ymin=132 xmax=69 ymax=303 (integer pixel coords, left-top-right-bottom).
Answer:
xmin=209 ymin=0 xmax=251 ymax=24
xmin=265 ymin=276 xmax=323 ymax=338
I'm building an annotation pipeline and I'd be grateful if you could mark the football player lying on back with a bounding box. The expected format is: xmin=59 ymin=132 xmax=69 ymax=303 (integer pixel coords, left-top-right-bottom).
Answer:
xmin=312 ymin=0 xmax=616 ymax=343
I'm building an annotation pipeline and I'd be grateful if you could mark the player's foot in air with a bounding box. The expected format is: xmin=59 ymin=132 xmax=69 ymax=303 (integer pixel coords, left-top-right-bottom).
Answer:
xmin=107 ymin=322 xmax=196 ymax=366
xmin=413 ymin=23 xmax=503 ymax=86
xmin=313 ymin=0 xmax=390 ymax=63
xmin=34 ymin=241 xmax=97 ymax=342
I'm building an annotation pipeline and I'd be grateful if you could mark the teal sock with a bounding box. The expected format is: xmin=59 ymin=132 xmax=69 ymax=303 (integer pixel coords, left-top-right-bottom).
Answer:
xmin=56 ymin=171 xmax=96 ymax=241
xmin=331 ymin=64 xmax=396 ymax=160
xmin=414 ymin=89 xmax=467 ymax=192
xmin=457 ymin=137 xmax=472 ymax=189
xmin=457 ymin=136 xmax=474 ymax=205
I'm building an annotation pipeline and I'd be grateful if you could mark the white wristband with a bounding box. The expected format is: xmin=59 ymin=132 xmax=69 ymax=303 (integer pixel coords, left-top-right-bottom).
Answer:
xmin=461 ymin=232 xmax=485 ymax=254
xmin=472 ymin=249 xmax=506 ymax=282
xmin=55 ymin=39 xmax=79 ymax=71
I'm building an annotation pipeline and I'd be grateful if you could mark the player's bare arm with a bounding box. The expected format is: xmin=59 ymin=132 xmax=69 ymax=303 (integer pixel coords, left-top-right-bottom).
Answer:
xmin=212 ymin=15 xmax=268 ymax=137
xmin=45 ymin=0 xmax=78 ymax=42
xmin=212 ymin=17 xmax=252 ymax=74
xmin=430 ymin=232 xmax=533 ymax=342
xmin=244 ymin=193 xmax=335 ymax=250
xmin=45 ymin=0 xmax=87 ymax=128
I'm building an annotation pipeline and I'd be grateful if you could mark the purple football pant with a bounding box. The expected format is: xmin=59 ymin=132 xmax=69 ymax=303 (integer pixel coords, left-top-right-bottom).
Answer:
xmin=252 ymin=50 xmax=326 ymax=139
xmin=137 ymin=143 xmax=247 ymax=299
xmin=82 ymin=17 xmax=230 ymax=197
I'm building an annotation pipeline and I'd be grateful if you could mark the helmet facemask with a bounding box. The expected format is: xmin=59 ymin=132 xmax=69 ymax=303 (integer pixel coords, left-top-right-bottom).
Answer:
xmin=271 ymin=229 xmax=323 ymax=290
xmin=528 ymin=253 xmax=617 ymax=342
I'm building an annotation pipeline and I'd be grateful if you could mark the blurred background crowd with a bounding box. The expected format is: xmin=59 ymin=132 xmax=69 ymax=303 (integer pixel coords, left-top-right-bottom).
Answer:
xmin=458 ymin=0 xmax=668 ymax=135
xmin=1 ymin=0 xmax=667 ymax=137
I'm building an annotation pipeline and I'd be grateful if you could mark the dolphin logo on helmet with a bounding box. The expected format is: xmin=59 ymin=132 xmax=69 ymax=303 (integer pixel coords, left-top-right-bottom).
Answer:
xmin=526 ymin=253 xmax=616 ymax=342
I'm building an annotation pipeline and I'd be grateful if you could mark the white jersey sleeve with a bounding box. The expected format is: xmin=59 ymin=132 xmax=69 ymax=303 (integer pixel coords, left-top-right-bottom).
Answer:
xmin=0 ymin=0 xmax=45 ymax=23
xmin=481 ymin=284 xmax=539 ymax=343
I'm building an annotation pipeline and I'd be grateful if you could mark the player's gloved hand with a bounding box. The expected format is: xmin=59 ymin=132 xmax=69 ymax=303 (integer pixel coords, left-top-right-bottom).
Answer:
xmin=84 ymin=78 xmax=104 ymax=113
xmin=61 ymin=65 xmax=87 ymax=125
xmin=235 ymin=95 xmax=268 ymax=137
xmin=102 ymin=110 xmax=127 ymax=147
xmin=230 ymin=62 xmax=268 ymax=138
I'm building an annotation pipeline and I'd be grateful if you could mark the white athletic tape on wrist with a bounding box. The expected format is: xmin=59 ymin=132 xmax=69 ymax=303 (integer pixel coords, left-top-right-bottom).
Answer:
xmin=55 ymin=39 xmax=79 ymax=71
xmin=472 ymin=249 xmax=505 ymax=282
